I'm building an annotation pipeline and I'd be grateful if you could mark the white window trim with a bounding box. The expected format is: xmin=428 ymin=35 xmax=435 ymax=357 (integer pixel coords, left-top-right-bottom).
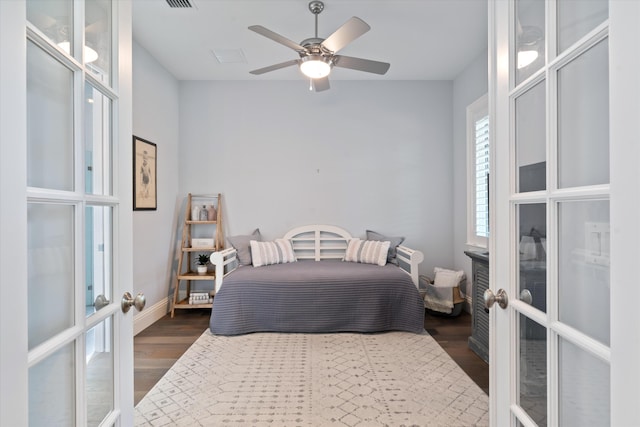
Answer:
xmin=466 ymin=93 xmax=489 ymax=248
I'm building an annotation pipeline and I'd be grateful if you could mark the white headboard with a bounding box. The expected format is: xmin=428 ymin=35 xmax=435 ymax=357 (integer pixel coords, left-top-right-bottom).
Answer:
xmin=283 ymin=224 xmax=352 ymax=261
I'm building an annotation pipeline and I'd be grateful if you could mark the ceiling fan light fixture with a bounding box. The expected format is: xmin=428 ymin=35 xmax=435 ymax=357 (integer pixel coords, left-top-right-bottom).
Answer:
xmin=58 ymin=41 xmax=99 ymax=64
xmin=300 ymin=55 xmax=332 ymax=79
xmin=516 ymin=25 xmax=542 ymax=70
xmin=517 ymin=49 xmax=538 ymax=69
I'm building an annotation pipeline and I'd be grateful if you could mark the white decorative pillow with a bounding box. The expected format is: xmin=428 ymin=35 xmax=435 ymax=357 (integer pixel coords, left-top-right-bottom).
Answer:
xmin=344 ymin=238 xmax=391 ymax=266
xmin=250 ymin=239 xmax=297 ymax=267
xmin=433 ymin=267 xmax=465 ymax=288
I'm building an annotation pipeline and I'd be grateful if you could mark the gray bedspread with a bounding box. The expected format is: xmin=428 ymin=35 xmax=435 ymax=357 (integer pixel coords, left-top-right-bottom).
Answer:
xmin=209 ymin=260 xmax=425 ymax=335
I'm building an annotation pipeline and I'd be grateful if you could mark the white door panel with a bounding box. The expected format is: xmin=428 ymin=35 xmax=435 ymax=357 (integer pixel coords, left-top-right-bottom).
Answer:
xmin=490 ymin=0 xmax=639 ymax=425
xmin=0 ymin=1 xmax=135 ymax=425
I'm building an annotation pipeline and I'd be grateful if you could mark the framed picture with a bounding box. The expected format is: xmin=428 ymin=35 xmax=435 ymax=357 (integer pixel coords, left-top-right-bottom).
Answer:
xmin=133 ymin=136 xmax=157 ymax=210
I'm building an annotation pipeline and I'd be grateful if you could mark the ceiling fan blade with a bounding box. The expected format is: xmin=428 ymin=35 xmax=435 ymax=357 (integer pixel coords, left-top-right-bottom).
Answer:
xmin=249 ymin=59 xmax=300 ymax=75
xmin=333 ymin=55 xmax=390 ymax=75
xmin=312 ymin=77 xmax=330 ymax=92
xmin=321 ymin=17 xmax=370 ymax=54
xmin=248 ymin=25 xmax=306 ymax=52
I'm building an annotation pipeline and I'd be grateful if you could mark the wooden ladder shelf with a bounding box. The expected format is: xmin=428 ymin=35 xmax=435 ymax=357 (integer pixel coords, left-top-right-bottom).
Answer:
xmin=171 ymin=193 xmax=223 ymax=317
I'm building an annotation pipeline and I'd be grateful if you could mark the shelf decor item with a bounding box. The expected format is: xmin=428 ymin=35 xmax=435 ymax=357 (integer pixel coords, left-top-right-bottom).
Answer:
xmin=191 ymin=238 xmax=214 ymax=248
xmin=132 ymin=135 xmax=157 ymax=211
xmin=199 ymin=205 xmax=208 ymax=221
xmin=196 ymin=253 xmax=210 ymax=275
xmin=192 ymin=205 xmax=200 ymax=221
xmin=207 ymin=204 xmax=217 ymax=220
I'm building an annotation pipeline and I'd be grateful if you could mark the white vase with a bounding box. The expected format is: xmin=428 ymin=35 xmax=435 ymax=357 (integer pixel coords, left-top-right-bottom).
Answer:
xmin=197 ymin=265 xmax=207 ymax=275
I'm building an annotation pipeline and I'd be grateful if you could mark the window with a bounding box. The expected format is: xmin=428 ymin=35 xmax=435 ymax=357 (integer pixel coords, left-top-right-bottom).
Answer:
xmin=467 ymin=94 xmax=489 ymax=248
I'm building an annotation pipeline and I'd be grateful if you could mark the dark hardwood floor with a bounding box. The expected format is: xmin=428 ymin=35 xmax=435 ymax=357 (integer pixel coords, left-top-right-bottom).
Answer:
xmin=134 ymin=309 xmax=211 ymax=405
xmin=424 ymin=310 xmax=489 ymax=395
xmin=134 ymin=309 xmax=489 ymax=405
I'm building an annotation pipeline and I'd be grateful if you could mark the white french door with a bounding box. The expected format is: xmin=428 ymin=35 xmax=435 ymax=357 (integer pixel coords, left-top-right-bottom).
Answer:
xmin=489 ymin=0 xmax=640 ymax=426
xmin=0 ymin=0 xmax=136 ymax=425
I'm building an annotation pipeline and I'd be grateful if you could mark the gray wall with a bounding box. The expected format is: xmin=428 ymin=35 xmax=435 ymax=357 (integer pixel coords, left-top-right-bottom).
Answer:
xmin=130 ymin=46 xmax=489 ymax=319
xmin=452 ymin=49 xmax=489 ymax=300
xmin=132 ymin=41 xmax=180 ymax=314
xmin=179 ymin=80 xmax=454 ymax=277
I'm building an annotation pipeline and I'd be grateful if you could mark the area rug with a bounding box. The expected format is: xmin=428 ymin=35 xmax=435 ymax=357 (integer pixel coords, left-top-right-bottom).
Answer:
xmin=135 ymin=331 xmax=489 ymax=426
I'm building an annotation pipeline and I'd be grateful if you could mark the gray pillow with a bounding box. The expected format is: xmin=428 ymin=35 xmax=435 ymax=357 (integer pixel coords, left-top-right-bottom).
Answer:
xmin=227 ymin=228 xmax=262 ymax=266
xmin=366 ymin=230 xmax=405 ymax=265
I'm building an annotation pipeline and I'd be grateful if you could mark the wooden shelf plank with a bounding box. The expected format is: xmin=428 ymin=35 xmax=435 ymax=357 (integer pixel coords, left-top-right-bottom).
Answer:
xmin=177 ymin=272 xmax=215 ymax=280
xmin=182 ymin=247 xmax=216 ymax=252
xmin=173 ymin=300 xmax=213 ymax=310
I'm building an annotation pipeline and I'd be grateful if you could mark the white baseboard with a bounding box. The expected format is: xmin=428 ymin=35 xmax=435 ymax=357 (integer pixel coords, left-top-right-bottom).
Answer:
xmin=134 ymin=297 xmax=170 ymax=336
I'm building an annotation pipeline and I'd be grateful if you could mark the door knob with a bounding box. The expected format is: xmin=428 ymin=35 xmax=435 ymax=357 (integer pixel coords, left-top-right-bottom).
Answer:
xmin=484 ymin=288 xmax=509 ymax=309
xmin=94 ymin=294 xmax=110 ymax=311
xmin=520 ymin=289 xmax=533 ymax=305
xmin=121 ymin=292 xmax=146 ymax=313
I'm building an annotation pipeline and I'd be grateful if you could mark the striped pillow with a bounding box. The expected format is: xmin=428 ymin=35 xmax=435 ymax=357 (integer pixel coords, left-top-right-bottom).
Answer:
xmin=344 ymin=238 xmax=391 ymax=266
xmin=250 ymin=239 xmax=297 ymax=267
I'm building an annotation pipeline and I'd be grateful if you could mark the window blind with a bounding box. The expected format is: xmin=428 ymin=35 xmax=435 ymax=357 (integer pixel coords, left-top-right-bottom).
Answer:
xmin=475 ymin=115 xmax=490 ymax=238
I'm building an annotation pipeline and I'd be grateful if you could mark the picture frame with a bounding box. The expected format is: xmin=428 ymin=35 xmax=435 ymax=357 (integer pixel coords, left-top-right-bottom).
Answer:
xmin=133 ymin=136 xmax=157 ymax=210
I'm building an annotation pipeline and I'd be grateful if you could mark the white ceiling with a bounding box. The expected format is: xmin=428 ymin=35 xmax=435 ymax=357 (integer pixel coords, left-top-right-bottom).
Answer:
xmin=132 ymin=0 xmax=488 ymax=82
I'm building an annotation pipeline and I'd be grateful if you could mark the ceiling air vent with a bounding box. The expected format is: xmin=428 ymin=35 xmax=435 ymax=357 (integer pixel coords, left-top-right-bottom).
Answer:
xmin=166 ymin=0 xmax=194 ymax=8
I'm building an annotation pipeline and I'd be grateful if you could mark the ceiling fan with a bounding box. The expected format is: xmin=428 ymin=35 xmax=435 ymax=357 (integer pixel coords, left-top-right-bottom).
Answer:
xmin=248 ymin=1 xmax=390 ymax=92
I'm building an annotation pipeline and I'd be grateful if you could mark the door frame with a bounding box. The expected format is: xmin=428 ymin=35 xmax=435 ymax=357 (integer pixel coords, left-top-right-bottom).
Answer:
xmin=487 ymin=0 xmax=510 ymax=424
xmin=608 ymin=1 xmax=640 ymax=425
xmin=116 ymin=1 xmax=135 ymax=423
xmin=0 ymin=0 xmax=29 ymax=425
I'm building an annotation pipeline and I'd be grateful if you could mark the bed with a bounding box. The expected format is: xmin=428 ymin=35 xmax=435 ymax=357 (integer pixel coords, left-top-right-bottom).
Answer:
xmin=209 ymin=225 xmax=425 ymax=335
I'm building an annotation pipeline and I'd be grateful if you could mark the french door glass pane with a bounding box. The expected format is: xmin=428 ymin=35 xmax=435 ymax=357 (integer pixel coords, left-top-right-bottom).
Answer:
xmin=26 ymin=0 xmax=73 ymax=54
xmin=557 ymin=38 xmax=609 ymax=189
xmin=515 ymin=0 xmax=545 ymax=85
xmin=86 ymin=0 xmax=112 ymax=83
xmin=515 ymin=81 xmax=546 ymax=193
xmin=28 ymin=203 xmax=75 ymax=350
xmin=557 ymin=0 xmax=608 ymax=54
xmin=518 ymin=203 xmax=546 ymax=312
xmin=558 ymin=200 xmax=610 ymax=345
xmin=86 ymin=317 xmax=114 ymax=426
xmin=85 ymin=205 xmax=113 ymax=316
xmin=559 ymin=337 xmax=610 ymax=426
xmin=27 ymin=41 xmax=74 ymax=191
xmin=29 ymin=342 xmax=75 ymax=426
xmin=85 ymin=83 xmax=113 ymax=195
xmin=519 ymin=313 xmax=547 ymax=427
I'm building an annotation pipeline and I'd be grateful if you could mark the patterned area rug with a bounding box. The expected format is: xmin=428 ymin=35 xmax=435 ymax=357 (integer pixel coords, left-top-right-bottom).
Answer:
xmin=135 ymin=331 xmax=489 ymax=426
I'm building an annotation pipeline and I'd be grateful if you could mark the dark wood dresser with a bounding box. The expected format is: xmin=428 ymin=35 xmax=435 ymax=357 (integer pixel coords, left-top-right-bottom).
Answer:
xmin=464 ymin=250 xmax=489 ymax=363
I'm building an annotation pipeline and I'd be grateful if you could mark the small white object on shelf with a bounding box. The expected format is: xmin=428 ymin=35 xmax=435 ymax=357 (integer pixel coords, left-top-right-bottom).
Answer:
xmin=189 ymin=292 xmax=211 ymax=304
xmin=192 ymin=238 xmax=214 ymax=248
